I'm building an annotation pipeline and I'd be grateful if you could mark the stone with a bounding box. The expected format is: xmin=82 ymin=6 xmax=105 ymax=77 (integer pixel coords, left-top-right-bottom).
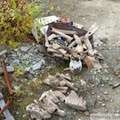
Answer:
xmin=32 ymin=59 xmax=45 ymax=71
xmin=84 ymin=111 xmax=90 ymax=116
xmin=86 ymin=96 xmax=97 ymax=111
xmin=102 ymin=103 xmax=106 ymax=107
xmin=0 ymin=66 xmax=14 ymax=74
xmin=25 ymin=59 xmax=45 ymax=72
xmin=0 ymin=49 xmax=7 ymax=56
xmin=91 ymin=91 xmax=96 ymax=95
xmin=12 ymin=59 xmax=20 ymax=65
xmin=101 ymin=84 xmax=105 ymax=87
xmin=103 ymin=91 xmax=108 ymax=95
xmin=20 ymin=46 xmax=30 ymax=52
xmin=36 ymin=44 xmax=43 ymax=53
xmin=115 ymin=110 xmax=120 ymax=114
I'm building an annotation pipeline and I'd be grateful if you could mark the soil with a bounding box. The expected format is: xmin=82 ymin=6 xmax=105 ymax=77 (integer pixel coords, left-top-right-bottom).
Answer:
xmin=0 ymin=0 xmax=120 ymax=120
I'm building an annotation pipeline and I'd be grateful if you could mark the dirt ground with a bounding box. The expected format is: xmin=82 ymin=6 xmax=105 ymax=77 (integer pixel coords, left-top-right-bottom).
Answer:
xmin=0 ymin=0 xmax=120 ymax=120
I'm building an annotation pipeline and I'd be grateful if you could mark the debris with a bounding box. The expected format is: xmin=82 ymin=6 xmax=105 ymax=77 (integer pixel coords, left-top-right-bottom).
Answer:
xmin=27 ymin=88 xmax=88 ymax=119
xmin=65 ymin=90 xmax=87 ymax=111
xmin=39 ymin=90 xmax=66 ymax=103
xmin=51 ymin=27 xmax=73 ymax=43
xmin=26 ymin=103 xmax=51 ymax=120
xmin=43 ymin=73 xmax=79 ymax=92
xmin=26 ymin=90 xmax=66 ymax=120
xmin=32 ymin=15 xmax=103 ymax=72
xmin=41 ymin=20 xmax=102 ymax=72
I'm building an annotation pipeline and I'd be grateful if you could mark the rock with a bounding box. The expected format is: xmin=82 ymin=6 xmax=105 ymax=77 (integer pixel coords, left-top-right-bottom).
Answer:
xmin=103 ymin=91 xmax=108 ymax=95
xmin=20 ymin=46 xmax=30 ymax=52
xmin=36 ymin=44 xmax=43 ymax=53
xmin=115 ymin=110 xmax=120 ymax=114
xmin=0 ymin=49 xmax=7 ymax=56
xmin=0 ymin=66 xmax=14 ymax=74
xmin=25 ymin=59 xmax=45 ymax=72
xmin=12 ymin=59 xmax=20 ymax=65
xmin=86 ymin=96 xmax=97 ymax=111
xmin=84 ymin=111 xmax=90 ymax=116
xmin=102 ymin=103 xmax=106 ymax=107
xmin=101 ymin=84 xmax=104 ymax=87
xmin=32 ymin=59 xmax=45 ymax=71
xmin=91 ymin=91 xmax=96 ymax=95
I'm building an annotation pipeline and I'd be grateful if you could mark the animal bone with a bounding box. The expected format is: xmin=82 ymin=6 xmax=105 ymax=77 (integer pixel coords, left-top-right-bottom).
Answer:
xmin=26 ymin=103 xmax=51 ymax=120
xmin=43 ymin=73 xmax=79 ymax=91
xmin=52 ymin=27 xmax=77 ymax=35
xmin=65 ymin=90 xmax=87 ymax=111
xmin=41 ymin=96 xmax=65 ymax=117
xmin=51 ymin=28 xmax=73 ymax=43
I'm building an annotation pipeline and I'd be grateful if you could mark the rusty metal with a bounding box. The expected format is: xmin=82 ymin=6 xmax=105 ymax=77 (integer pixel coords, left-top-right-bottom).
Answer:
xmin=0 ymin=59 xmax=15 ymax=116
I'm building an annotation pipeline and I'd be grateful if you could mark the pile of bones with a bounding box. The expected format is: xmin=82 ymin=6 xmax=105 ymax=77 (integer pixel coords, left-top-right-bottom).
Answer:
xmin=42 ymin=19 xmax=104 ymax=72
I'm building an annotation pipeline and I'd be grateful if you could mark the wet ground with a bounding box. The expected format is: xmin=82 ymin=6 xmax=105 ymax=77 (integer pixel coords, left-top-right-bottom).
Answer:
xmin=0 ymin=0 xmax=120 ymax=120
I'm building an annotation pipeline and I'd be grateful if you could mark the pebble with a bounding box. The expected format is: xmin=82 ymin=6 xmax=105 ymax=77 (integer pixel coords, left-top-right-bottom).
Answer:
xmin=58 ymin=118 xmax=62 ymax=120
xmin=36 ymin=44 xmax=43 ymax=53
xmin=84 ymin=111 xmax=90 ymax=116
xmin=91 ymin=84 xmax=95 ymax=87
xmin=108 ymin=81 xmax=113 ymax=86
xmin=103 ymin=91 xmax=108 ymax=95
xmin=110 ymin=99 xmax=114 ymax=102
xmin=102 ymin=103 xmax=106 ymax=107
xmin=32 ymin=59 xmax=45 ymax=71
xmin=101 ymin=84 xmax=105 ymax=87
xmin=14 ymin=86 xmax=20 ymax=90
xmin=91 ymin=91 xmax=96 ymax=95
xmin=22 ymin=114 xmax=26 ymax=118
xmin=0 ymin=49 xmax=7 ymax=56
xmin=20 ymin=46 xmax=30 ymax=52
